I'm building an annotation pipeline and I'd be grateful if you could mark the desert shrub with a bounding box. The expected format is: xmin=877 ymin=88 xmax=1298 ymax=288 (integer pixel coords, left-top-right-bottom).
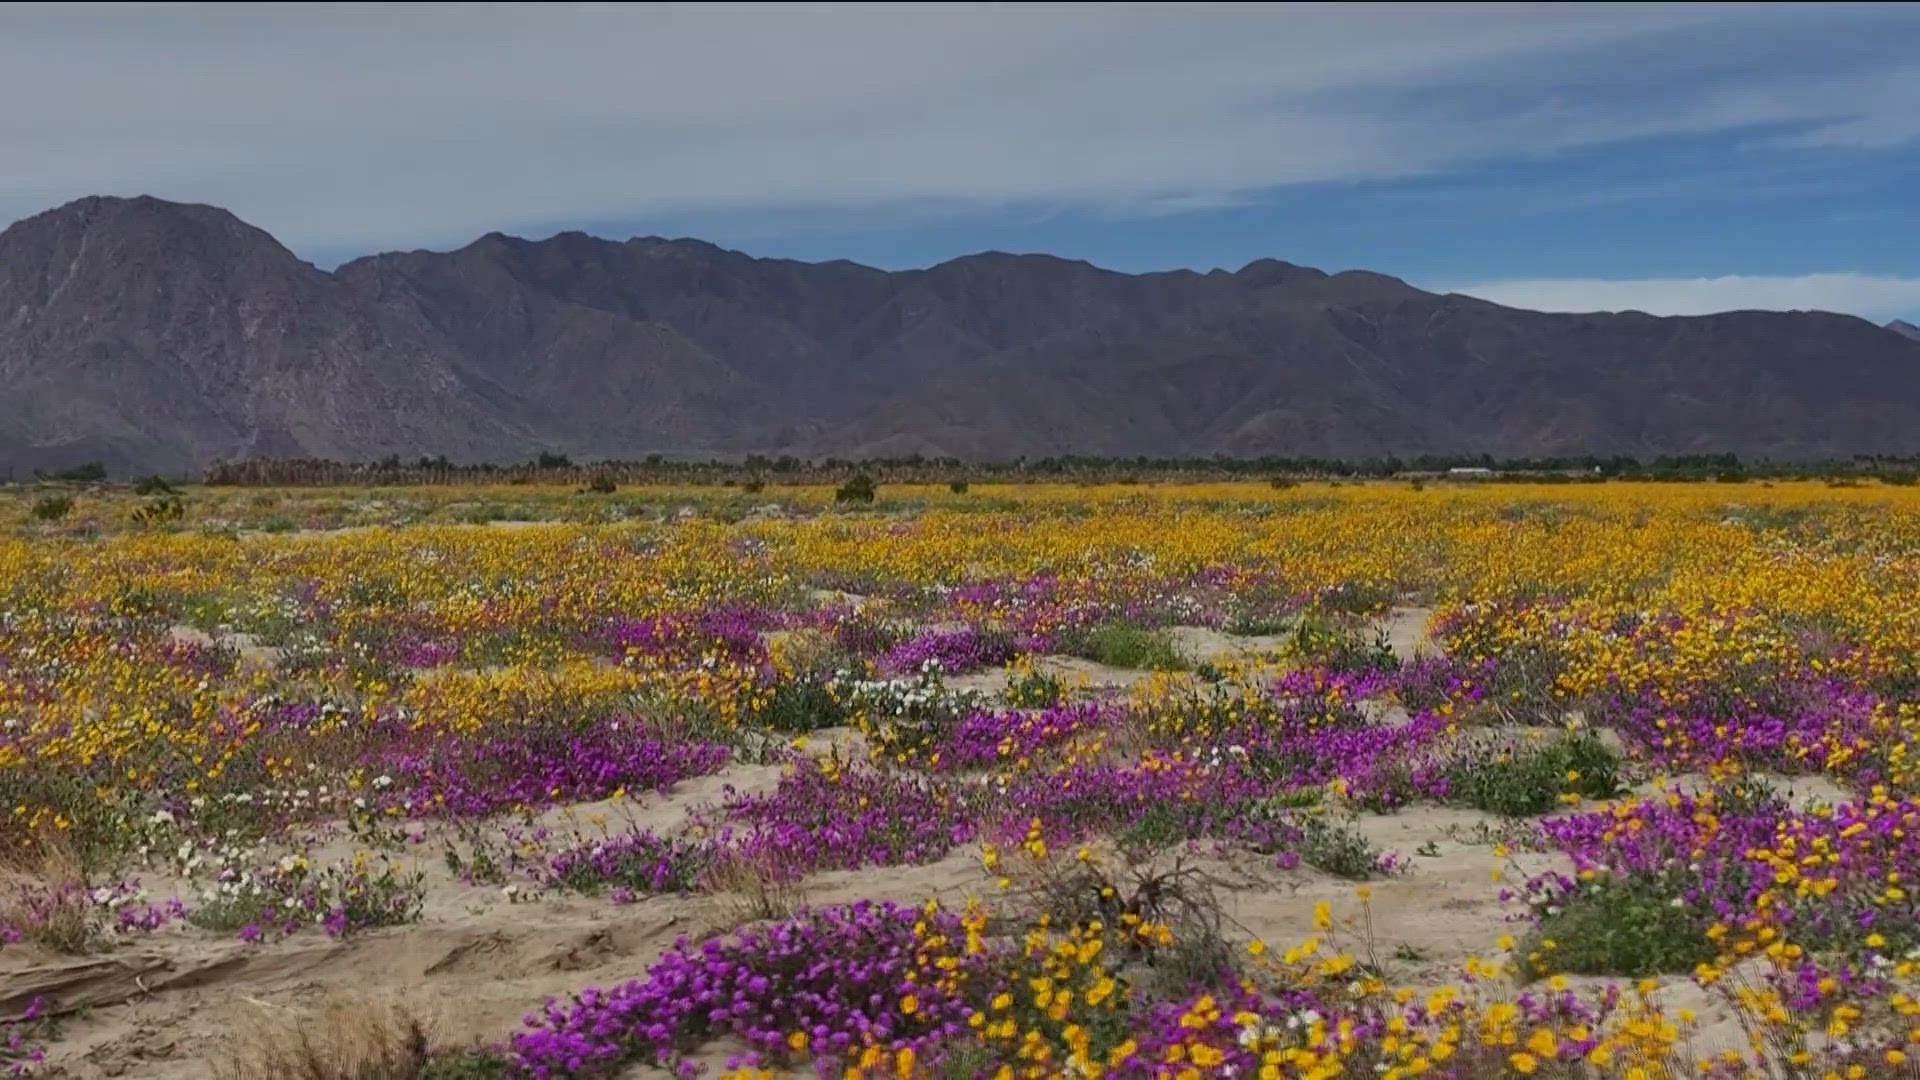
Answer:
xmin=835 ymin=473 xmax=878 ymax=504
xmin=208 ymin=994 xmax=510 ymax=1080
xmin=43 ymin=462 xmax=105 ymax=482
xmin=132 ymin=474 xmax=175 ymax=495
xmin=30 ymin=495 xmax=72 ymax=521
xmin=1316 ymin=580 xmax=1398 ymax=615
xmin=0 ymin=838 xmax=100 ymax=954
xmin=949 ymin=480 xmax=969 ymax=494
xmin=758 ymin=672 xmax=850 ymax=733
xmin=581 ymin=473 xmax=617 ymax=494
xmin=1284 ymin=612 xmax=1397 ymax=674
xmin=1004 ymin=659 xmax=1067 ymax=709
xmin=1268 ymin=476 xmax=1296 ymax=489
xmin=741 ymin=477 xmax=765 ymax=494
xmin=1057 ymin=623 xmax=1186 ymax=670
xmin=1522 ymin=875 xmax=1716 ymax=978
xmin=1295 ymin=814 xmax=1393 ymax=879
xmin=1004 ymin=850 xmax=1240 ymax=995
xmin=131 ymin=494 xmax=185 ymax=524
xmin=1444 ymin=733 xmax=1621 ymax=817
xmin=830 ymin=610 xmax=900 ymax=658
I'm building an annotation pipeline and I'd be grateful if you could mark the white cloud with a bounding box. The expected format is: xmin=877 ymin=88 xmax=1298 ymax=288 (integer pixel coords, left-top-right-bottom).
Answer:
xmin=0 ymin=3 xmax=1914 ymax=254
xmin=1444 ymin=273 xmax=1920 ymax=323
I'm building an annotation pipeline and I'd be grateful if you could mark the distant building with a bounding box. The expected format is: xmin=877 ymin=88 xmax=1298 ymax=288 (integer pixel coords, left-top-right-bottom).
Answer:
xmin=1447 ymin=467 xmax=1494 ymax=478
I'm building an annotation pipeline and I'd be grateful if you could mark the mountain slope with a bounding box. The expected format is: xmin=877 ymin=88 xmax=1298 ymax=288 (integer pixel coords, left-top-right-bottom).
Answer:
xmin=0 ymin=196 xmax=531 ymax=472
xmin=1890 ymin=320 xmax=1920 ymax=343
xmin=4 ymin=195 xmax=1920 ymax=471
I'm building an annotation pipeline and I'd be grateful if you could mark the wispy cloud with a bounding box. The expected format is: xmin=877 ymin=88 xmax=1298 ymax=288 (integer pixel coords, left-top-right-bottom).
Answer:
xmin=0 ymin=3 xmax=1916 ymax=255
xmin=1444 ymin=273 xmax=1920 ymax=322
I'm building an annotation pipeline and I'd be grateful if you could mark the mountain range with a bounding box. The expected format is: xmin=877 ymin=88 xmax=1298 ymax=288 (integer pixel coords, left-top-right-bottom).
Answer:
xmin=3 ymin=195 xmax=1919 ymax=474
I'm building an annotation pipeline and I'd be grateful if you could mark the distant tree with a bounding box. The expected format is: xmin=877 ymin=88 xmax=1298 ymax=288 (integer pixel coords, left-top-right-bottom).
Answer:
xmin=41 ymin=462 xmax=106 ymax=482
xmin=835 ymin=473 xmax=877 ymax=504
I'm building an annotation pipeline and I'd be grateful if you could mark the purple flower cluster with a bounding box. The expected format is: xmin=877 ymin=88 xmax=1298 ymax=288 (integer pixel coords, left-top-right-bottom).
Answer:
xmin=715 ymin=758 xmax=978 ymax=880
xmin=541 ymin=828 xmax=715 ymax=897
xmin=932 ymin=702 xmax=1108 ymax=769
xmin=362 ymin=721 xmax=731 ymax=818
xmin=608 ymin=607 xmax=777 ymax=667
xmin=877 ymin=626 xmax=1019 ymax=676
xmin=509 ymin=901 xmax=985 ymax=1078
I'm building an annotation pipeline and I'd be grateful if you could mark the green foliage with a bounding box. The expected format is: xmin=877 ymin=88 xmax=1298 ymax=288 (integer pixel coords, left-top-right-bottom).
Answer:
xmin=759 ymin=673 xmax=851 ymax=733
xmin=1004 ymin=665 xmax=1068 ymax=709
xmin=949 ymin=480 xmax=969 ymax=495
xmin=1294 ymin=813 xmax=1390 ymax=879
xmin=421 ymin=1053 xmax=516 ymax=1080
xmin=1444 ymin=733 xmax=1621 ymax=817
xmin=742 ymin=478 xmax=765 ymax=494
xmin=835 ymin=473 xmax=878 ymax=504
xmin=42 ymin=462 xmax=106 ymax=482
xmin=132 ymin=474 xmax=176 ymax=495
xmin=1524 ymin=876 xmax=1716 ymax=978
xmin=131 ymin=494 xmax=185 ymax=525
xmin=30 ymin=495 xmax=72 ymax=521
xmin=1284 ymin=612 xmax=1397 ymax=674
xmin=582 ymin=474 xmax=617 ymax=494
xmin=1058 ymin=623 xmax=1186 ymax=670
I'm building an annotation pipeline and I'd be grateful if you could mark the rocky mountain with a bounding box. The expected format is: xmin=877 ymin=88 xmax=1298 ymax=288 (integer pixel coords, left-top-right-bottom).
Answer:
xmin=4 ymin=195 xmax=1920 ymax=473
xmin=1889 ymin=320 xmax=1920 ymax=343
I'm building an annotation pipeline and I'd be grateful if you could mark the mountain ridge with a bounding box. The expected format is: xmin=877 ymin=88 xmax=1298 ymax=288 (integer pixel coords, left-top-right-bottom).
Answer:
xmin=4 ymin=195 xmax=1920 ymax=473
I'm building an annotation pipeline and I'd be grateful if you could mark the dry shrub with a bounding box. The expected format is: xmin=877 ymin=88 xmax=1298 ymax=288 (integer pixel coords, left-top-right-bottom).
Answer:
xmin=0 ymin=832 xmax=97 ymax=954
xmin=698 ymin=849 xmax=808 ymax=932
xmin=997 ymin=843 xmax=1243 ymax=996
xmin=208 ymin=993 xmax=500 ymax=1080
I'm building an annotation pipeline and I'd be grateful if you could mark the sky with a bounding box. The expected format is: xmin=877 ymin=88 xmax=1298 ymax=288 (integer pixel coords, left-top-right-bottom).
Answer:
xmin=2 ymin=2 xmax=1919 ymax=322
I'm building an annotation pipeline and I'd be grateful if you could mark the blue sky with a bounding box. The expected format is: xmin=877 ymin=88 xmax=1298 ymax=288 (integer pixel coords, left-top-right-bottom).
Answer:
xmin=2 ymin=3 xmax=1919 ymax=321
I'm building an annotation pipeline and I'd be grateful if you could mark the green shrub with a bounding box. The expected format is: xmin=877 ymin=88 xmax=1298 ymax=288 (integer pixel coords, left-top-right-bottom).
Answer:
xmin=1058 ymin=623 xmax=1186 ymax=670
xmin=131 ymin=494 xmax=184 ymax=525
xmin=31 ymin=495 xmax=72 ymax=521
xmin=759 ymin=674 xmax=850 ymax=733
xmin=1284 ymin=611 xmax=1397 ymax=673
xmin=1295 ymin=814 xmax=1390 ymax=879
xmin=835 ymin=474 xmax=878 ymax=504
xmin=742 ymin=478 xmax=765 ymax=494
xmin=1445 ymin=733 xmax=1621 ymax=817
xmin=949 ymin=480 xmax=969 ymax=495
xmin=1004 ymin=665 xmax=1067 ymax=709
xmin=43 ymin=462 xmax=105 ymax=482
xmin=132 ymin=474 xmax=175 ymax=496
xmin=1523 ymin=876 xmax=1715 ymax=978
xmin=582 ymin=474 xmax=617 ymax=494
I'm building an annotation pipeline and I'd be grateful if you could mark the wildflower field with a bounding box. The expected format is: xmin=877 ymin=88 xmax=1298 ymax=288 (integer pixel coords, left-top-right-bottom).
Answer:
xmin=9 ymin=480 xmax=1920 ymax=1079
